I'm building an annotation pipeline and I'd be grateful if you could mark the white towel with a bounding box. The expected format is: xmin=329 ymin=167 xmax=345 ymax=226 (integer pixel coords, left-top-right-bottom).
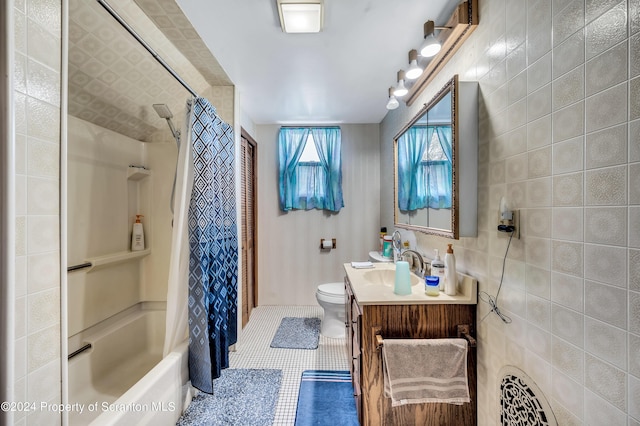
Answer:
xmin=382 ymin=338 xmax=470 ymax=406
xmin=351 ymin=261 xmax=374 ymax=269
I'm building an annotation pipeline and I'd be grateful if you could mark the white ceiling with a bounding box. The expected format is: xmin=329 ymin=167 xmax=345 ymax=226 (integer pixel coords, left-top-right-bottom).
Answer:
xmin=175 ymin=0 xmax=460 ymax=125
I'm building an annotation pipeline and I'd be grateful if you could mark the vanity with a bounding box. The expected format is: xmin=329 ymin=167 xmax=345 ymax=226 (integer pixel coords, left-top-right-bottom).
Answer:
xmin=344 ymin=262 xmax=478 ymax=425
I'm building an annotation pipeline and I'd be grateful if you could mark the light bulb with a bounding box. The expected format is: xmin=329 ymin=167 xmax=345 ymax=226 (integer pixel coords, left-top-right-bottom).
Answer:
xmin=420 ymin=34 xmax=441 ymax=57
xmin=405 ymin=50 xmax=423 ymax=80
xmin=386 ymin=96 xmax=399 ymax=110
xmin=393 ymin=80 xmax=408 ymax=97
xmin=406 ymin=59 xmax=423 ymax=80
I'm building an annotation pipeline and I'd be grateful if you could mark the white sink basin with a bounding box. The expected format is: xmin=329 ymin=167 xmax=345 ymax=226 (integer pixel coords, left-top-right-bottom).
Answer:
xmin=343 ymin=262 xmax=478 ymax=305
xmin=362 ymin=269 xmax=422 ymax=287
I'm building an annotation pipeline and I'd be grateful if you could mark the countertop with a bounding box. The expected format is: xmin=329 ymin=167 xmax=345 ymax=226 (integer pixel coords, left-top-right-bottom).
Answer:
xmin=344 ymin=262 xmax=478 ymax=305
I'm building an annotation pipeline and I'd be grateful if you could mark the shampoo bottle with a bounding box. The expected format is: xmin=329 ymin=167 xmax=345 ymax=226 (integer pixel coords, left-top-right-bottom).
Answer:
xmin=444 ymin=244 xmax=457 ymax=296
xmin=431 ymin=249 xmax=445 ymax=291
xmin=379 ymin=227 xmax=387 ymax=253
xmin=131 ymin=214 xmax=145 ymax=251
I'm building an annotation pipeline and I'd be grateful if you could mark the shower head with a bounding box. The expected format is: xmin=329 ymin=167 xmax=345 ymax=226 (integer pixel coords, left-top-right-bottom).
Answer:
xmin=152 ymin=103 xmax=180 ymax=144
xmin=153 ymin=103 xmax=173 ymax=119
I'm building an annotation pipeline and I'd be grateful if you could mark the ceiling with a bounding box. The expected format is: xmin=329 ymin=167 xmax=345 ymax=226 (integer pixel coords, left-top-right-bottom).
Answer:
xmin=68 ymin=0 xmax=228 ymax=142
xmin=174 ymin=0 xmax=459 ymax=124
xmin=68 ymin=0 xmax=460 ymax=141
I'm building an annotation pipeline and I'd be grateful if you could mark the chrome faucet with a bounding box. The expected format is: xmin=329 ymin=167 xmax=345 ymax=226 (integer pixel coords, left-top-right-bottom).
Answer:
xmin=391 ymin=230 xmax=426 ymax=278
xmin=400 ymin=249 xmax=426 ymax=278
xmin=391 ymin=230 xmax=403 ymax=262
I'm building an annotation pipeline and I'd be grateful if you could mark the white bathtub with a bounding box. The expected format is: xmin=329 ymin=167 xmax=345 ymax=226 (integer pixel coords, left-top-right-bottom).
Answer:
xmin=68 ymin=306 xmax=189 ymax=425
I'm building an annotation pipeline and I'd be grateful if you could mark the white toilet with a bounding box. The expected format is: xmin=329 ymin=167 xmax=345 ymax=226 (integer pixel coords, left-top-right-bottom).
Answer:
xmin=315 ymin=282 xmax=345 ymax=338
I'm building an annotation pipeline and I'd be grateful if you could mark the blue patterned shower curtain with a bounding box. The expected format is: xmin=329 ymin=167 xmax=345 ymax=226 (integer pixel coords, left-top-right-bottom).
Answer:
xmin=187 ymin=97 xmax=238 ymax=393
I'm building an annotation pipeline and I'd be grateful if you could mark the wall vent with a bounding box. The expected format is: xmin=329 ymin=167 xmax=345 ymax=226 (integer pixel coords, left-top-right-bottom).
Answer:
xmin=499 ymin=366 xmax=557 ymax=426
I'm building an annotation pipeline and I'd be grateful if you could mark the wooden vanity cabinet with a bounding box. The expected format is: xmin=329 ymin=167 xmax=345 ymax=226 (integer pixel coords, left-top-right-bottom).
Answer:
xmin=345 ymin=275 xmax=477 ymax=426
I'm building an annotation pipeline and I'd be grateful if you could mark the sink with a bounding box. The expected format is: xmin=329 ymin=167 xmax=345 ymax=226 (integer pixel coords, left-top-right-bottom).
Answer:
xmin=362 ymin=269 xmax=422 ymax=287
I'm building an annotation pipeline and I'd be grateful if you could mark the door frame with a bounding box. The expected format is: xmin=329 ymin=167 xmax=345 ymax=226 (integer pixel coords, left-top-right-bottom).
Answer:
xmin=240 ymin=128 xmax=258 ymax=316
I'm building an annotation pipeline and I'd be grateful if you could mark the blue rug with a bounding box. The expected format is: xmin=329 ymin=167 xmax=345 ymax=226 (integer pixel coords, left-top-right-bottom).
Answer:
xmin=176 ymin=369 xmax=282 ymax=426
xmin=294 ymin=370 xmax=359 ymax=426
xmin=270 ymin=317 xmax=321 ymax=349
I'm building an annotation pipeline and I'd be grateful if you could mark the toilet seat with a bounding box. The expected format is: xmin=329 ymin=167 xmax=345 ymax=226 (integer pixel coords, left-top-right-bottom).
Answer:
xmin=317 ymin=282 xmax=344 ymax=296
xmin=317 ymin=283 xmax=344 ymax=304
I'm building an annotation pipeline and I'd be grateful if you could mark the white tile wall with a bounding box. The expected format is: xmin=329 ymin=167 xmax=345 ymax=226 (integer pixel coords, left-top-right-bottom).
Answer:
xmin=380 ymin=0 xmax=640 ymax=423
xmin=12 ymin=0 xmax=62 ymax=424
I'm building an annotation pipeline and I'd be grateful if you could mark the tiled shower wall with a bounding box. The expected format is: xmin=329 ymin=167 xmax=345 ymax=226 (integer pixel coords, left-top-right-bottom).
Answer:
xmin=13 ymin=0 xmax=63 ymax=424
xmin=381 ymin=0 xmax=640 ymax=424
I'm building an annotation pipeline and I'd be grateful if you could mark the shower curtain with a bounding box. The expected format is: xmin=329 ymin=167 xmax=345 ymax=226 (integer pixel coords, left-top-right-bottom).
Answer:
xmin=164 ymin=97 xmax=238 ymax=394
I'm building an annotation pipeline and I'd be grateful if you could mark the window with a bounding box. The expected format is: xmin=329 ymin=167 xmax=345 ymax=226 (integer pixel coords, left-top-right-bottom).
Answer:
xmin=299 ymin=133 xmax=321 ymax=163
xmin=278 ymin=127 xmax=344 ymax=212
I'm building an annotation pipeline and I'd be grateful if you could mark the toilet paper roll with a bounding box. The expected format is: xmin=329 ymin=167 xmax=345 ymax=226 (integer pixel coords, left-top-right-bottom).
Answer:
xmin=322 ymin=239 xmax=333 ymax=249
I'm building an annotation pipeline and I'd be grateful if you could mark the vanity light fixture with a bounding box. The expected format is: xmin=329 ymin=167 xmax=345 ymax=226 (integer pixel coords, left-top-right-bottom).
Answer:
xmin=393 ymin=70 xmax=408 ymax=97
xmin=420 ymin=20 xmax=447 ymax=57
xmin=277 ymin=0 xmax=324 ymax=33
xmin=405 ymin=49 xmax=423 ymax=80
xmin=386 ymin=87 xmax=399 ymax=110
xmin=384 ymin=0 xmax=478 ymax=109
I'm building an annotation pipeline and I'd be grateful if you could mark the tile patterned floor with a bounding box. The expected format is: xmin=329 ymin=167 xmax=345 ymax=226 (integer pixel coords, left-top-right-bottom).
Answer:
xmin=228 ymin=305 xmax=349 ymax=425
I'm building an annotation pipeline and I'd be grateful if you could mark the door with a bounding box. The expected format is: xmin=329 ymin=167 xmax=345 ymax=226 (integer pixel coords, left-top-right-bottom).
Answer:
xmin=240 ymin=129 xmax=257 ymax=327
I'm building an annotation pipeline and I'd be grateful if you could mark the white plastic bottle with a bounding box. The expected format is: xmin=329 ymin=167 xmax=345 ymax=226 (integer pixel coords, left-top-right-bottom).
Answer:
xmin=444 ymin=244 xmax=457 ymax=296
xmin=431 ymin=249 xmax=445 ymax=291
xmin=131 ymin=214 xmax=145 ymax=251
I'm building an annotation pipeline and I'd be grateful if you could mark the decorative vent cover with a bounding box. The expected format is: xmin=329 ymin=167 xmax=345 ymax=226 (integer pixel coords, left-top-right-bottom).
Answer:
xmin=499 ymin=366 xmax=556 ymax=426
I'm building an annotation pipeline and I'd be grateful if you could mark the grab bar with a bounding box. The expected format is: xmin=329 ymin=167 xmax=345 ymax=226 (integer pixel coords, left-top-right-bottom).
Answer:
xmin=68 ymin=343 xmax=92 ymax=360
xmin=67 ymin=262 xmax=92 ymax=272
xmin=374 ymin=324 xmax=477 ymax=351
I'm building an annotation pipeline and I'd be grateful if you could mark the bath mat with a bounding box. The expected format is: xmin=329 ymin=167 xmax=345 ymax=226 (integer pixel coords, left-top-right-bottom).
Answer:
xmin=294 ymin=370 xmax=359 ymax=426
xmin=270 ymin=317 xmax=321 ymax=349
xmin=176 ymin=369 xmax=282 ymax=426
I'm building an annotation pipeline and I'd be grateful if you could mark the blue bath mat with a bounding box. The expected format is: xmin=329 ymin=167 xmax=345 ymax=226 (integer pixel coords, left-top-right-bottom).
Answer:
xmin=176 ymin=369 xmax=282 ymax=426
xmin=294 ymin=370 xmax=359 ymax=426
xmin=270 ymin=317 xmax=321 ymax=349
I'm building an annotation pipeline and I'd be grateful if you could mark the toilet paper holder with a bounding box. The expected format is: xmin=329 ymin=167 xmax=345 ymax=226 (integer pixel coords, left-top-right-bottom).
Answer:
xmin=320 ymin=238 xmax=337 ymax=249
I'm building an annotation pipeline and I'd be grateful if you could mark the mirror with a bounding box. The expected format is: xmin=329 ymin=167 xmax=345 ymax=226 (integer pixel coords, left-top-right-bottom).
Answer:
xmin=394 ymin=75 xmax=478 ymax=239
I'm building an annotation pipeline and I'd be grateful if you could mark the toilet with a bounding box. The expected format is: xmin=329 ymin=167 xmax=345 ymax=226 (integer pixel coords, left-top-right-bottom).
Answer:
xmin=315 ymin=282 xmax=345 ymax=338
xmin=316 ymin=254 xmax=390 ymax=339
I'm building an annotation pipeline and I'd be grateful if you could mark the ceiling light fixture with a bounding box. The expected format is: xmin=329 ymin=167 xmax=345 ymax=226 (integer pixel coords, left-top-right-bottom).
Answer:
xmin=405 ymin=49 xmax=423 ymax=80
xmin=386 ymin=87 xmax=399 ymax=110
xmin=419 ymin=20 xmax=451 ymax=57
xmin=277 ymin=0 xmax=324 ymax=33
xmin=393 ymin=70 xmax=408 ymax=97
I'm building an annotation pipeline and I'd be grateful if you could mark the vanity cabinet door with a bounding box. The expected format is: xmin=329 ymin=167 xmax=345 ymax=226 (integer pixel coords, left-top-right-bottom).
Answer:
xmin=345 ymin=278 xmax=362 ymax=422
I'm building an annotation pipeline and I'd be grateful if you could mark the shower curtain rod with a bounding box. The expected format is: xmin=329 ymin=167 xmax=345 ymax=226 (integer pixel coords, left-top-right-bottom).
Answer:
xmin=96 ymin=0 xmax=199 ymax=98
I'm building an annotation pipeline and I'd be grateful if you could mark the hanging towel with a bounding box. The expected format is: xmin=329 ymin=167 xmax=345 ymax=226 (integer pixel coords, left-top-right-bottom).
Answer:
xmin=382 ymin=338 xmax=470 ymax=406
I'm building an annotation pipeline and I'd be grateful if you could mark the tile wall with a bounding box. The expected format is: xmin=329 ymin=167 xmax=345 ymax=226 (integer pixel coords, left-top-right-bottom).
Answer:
xmin=380 ymin=0 xmax=639 ymax=424
xmin=13 ymin=0 xmax=63 ymax=424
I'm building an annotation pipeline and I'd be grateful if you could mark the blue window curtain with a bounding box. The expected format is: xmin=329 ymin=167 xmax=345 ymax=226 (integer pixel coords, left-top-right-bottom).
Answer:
xmin=278 ymin=127 xmax=344 ymax=212
xmin=426 ymin=125 xmax=452 ymax=208
xmin=398 ymin=125 xmax=453 ymax=210
xmin=397 ymin=126 xmax=431 ymax=210
xmin=278 ymin=127 xmax=309 ymax=210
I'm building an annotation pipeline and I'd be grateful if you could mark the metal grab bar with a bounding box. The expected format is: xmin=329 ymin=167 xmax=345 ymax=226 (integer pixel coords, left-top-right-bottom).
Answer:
xmin=68 ymin=343 xmax=92 ymax=360
xmin=67 ymin=262 xmax=92 ymax=272
xmin=375 ymin=324 xmax=477 ymax=351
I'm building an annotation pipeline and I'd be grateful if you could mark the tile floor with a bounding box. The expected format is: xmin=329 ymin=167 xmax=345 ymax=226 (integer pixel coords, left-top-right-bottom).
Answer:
xmin=228 ymin=305 xmax=349 ymax=425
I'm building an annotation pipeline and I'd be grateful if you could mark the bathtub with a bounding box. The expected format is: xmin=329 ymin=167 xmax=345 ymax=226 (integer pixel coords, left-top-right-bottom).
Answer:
xmin=68 ymin=306 xmax=189 ymax=425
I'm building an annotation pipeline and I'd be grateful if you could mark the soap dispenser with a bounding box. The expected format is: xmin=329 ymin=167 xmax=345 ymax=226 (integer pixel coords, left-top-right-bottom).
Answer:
xmin=431 ymin=249 xmax=445 ymax=291
xmin=131 ymin=215 xmax=145 ymax=251
xmin=444 ymin=244 xmax=456 ymax=296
